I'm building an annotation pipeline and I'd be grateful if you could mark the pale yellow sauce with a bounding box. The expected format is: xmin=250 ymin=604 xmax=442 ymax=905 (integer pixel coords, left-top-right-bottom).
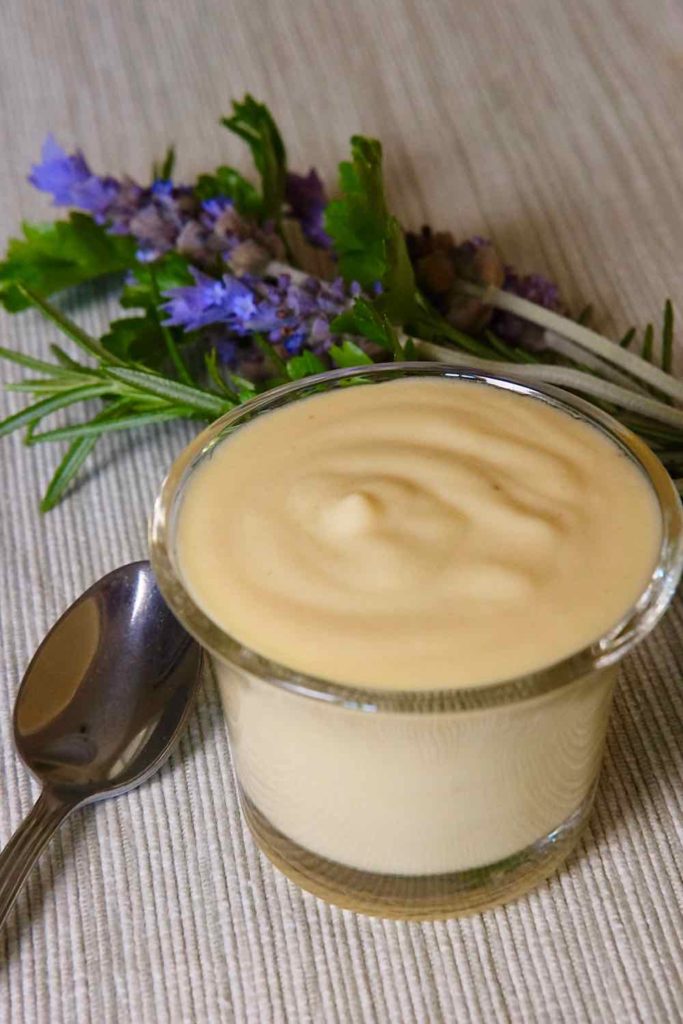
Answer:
xmin=177 ymin=378 xmax=661 ymax=689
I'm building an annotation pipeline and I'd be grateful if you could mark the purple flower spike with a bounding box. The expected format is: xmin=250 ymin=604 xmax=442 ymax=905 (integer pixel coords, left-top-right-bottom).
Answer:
xmin=162 ymin=268 xmax=256 ymax=331
xmin=151 ymin=179 xmax=174 ymax=197
xmin=29 ymin=135 xmax=119 ymax=221
xmin=201 ymin=197 xmax=234 ymax=219
xmin=27 ymin=137 xmax=286 ymax=267
xmin=285 ymin=169 xmax=331 ymax=248
xmin=504 ymin=270 xmax=560 ymax=311
xmin=493 ymin=267 xmax=562 ymax=344
xmin=163 ymin=269 xmax=359 ymax=353
xmin=282 ymin=330 xmax=308 ymax=355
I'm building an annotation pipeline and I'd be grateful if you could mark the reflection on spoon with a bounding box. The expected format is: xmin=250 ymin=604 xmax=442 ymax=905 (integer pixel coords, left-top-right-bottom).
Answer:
xmin=0 ymin=561 xmax=203 ymax=933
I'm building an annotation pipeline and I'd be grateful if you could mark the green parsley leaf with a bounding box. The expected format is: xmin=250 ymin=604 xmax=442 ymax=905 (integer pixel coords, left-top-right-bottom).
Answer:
xmin=286 ymin=351 xmax=326 ymax=380
xmin=324 ymin=138 xmax=389 ymax=288
xmin=328 ymin=339 xmax=374 ymax=368
xmin=332 ymin=297 xmax=402 ymax=357
xmin=195 ymin=166 xmax=262 ymax=219
xmin=120 ymin=252 xmax=194 ymax=311
xmin=324 ymin=136 xmax=418 ymax=326
xmin=325 ymin=135 xmax=491 ymax=358
xmin=221 ymin=95 xmax=287 ymax=224
xmin=101 ymin=314 xmax=171 ymax=367
xmin=0 ymin=213 xmax=137 ymax=311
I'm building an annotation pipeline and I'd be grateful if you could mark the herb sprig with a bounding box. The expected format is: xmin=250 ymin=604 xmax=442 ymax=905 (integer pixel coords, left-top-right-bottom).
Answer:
xmin=1 ymin=94 xmax=682 ymax=508
xmin=1 ymin=287 xmax=233 ymax=509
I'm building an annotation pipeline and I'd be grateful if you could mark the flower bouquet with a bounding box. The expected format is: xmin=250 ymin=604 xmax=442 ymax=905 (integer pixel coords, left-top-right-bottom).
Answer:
xmin=0 ymin=95 xmax=681 ymax=509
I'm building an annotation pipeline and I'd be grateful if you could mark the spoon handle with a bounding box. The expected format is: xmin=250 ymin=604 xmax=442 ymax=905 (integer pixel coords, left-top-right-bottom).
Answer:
xmin=0 ymin=789 xmax=78 ymax=931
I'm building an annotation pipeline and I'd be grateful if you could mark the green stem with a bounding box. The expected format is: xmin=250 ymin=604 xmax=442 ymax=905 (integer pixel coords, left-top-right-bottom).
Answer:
xmin=415 ymin=339 xmax=683 ymax=431
xmin=414 ymin=312 xmax=494 ymax=360
xmin=17 ymin=286 xmax=126 ymax=366
xmin=281 ymin=231 xmax=296 ymax=266
xmin=204 ymin=349 xmax=235 ymax=397
xmin=461 ymin=281 xmax=683 ymax=405
xmin=662 ymin=299 xmax=674 ymax=373
xmin=148 ymin=269 xmax=194 ymax=385
xmin=483 ymin=329 xmax=535 ymax=364
xmin=253 ymin=332 xmax=287 ymax=380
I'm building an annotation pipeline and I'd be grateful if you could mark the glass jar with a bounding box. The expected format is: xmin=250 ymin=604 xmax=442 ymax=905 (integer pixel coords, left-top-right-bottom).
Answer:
xmin=150 ymin=365 xmax=683 ymax=919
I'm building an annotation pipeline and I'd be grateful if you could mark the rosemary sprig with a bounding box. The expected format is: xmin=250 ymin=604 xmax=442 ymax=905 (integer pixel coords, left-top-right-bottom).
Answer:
xmin=662 ymin=299 xmax=674 ymax=373
xmin=18 ymin=285 xmax=126 ymax=365
xmin=460 ymin=282 xmax=683 ymax=406
xmin=0 ymin=291 xmax=234 ymax=508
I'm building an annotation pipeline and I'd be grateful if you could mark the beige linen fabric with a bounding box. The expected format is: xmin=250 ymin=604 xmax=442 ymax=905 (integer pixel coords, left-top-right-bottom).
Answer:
xmin=0 ymin=1 xmax=682 ymax=1020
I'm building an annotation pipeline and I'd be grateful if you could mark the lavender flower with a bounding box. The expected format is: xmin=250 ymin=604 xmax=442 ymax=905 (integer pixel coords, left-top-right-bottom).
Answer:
xmin=406 ymin=227 xmax=565 ymax=346
xmin=28 ymin=137 xmax=284 ymax=267
xmin=285 ymin=169 xmax=330 ymax=248
xmin=29 ymin=136 xmax=119 ymax=222
xmin=163 ymin=268 xmax=257 ymax=331
xmin=125 ymin=182 xmax=198 ymax=261
xmin=453 ymin=238 xmax=563 ymax=344
xmin=493 ymin=268 xmax=562 ymax=344
xmin=163 ymin=270 xmax=359 ymax=356
xmin=197 ymin=198 xmax=283 ymax=271
xmin=503 ymin=269 xmax=561 ymax=311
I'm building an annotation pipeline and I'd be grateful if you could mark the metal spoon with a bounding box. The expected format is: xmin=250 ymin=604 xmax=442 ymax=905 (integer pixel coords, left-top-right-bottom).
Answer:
xmin=0 ymin=560 xmax=203 ymax=931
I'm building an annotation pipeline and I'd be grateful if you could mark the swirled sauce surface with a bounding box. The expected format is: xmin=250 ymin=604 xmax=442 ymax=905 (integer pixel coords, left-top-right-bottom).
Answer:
xmin=177 ymin=377 xmax=661 ymax=689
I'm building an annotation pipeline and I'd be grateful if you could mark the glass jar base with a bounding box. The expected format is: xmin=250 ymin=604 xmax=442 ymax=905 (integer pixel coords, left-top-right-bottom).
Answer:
xmin=240 ymin=788 xmax=595 ymax=920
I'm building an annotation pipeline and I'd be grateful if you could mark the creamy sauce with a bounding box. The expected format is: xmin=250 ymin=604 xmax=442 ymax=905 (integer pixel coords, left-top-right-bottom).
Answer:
xmin=177 ymin=377 xmax=661 ymax=689
xmin=216 ymin=661 xmax=616 ymax=873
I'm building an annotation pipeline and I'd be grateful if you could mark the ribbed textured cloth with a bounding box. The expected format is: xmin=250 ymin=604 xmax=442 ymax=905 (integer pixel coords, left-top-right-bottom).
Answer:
xmin=1 ymin=0 xmax=683 ymax=1018
xmin=1 ymin=304 xmax=682 ymax=1024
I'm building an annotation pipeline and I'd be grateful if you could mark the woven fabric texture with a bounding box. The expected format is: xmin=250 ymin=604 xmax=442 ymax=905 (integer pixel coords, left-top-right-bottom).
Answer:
xmin=1 ymin=1 xmax=682 ymax=1020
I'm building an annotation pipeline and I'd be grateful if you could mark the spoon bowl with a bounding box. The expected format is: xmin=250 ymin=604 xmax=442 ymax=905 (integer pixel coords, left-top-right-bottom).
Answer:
xmin=1 ymin=560 xmax=202 ymax=932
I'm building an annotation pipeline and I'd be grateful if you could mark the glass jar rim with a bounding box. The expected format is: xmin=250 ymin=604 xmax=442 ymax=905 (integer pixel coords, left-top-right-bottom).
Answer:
xmin=150 ymin=363 xmax=683 ymax=713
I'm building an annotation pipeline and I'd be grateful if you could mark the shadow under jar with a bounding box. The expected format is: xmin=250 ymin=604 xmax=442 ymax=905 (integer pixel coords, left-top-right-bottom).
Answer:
xmin=150 ymin=364 xmax=683 ymax=919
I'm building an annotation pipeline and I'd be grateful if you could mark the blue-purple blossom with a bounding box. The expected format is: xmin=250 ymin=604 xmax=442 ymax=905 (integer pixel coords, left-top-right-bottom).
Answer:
xmin=29 ymin=135 xmax=119 ymax=222
xmin=285 ymin=169 xmax=330 ymax=248
xmin=28 ymin=137 xmax=284 ymax=268
xmin=162 ymin=268 xmax=257 ymax=330
xmin=201 ymin=197 xmax=233 ymax=220
xmin=163 ymin=270 xmax=359 ymax=356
